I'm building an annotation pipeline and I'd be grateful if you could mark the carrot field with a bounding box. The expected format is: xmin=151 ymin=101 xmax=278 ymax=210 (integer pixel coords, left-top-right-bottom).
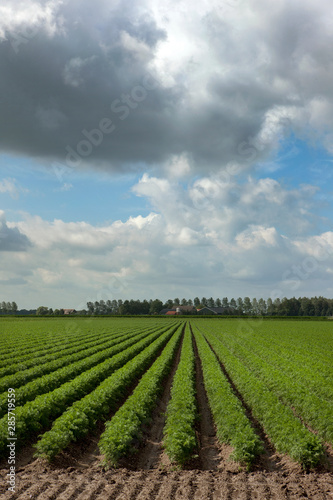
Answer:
xmin=0 ymin=316 xmax=332 ymax=499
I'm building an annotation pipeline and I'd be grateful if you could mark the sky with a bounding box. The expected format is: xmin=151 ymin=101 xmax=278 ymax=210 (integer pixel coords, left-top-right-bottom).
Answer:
xmin=1 ymin=0 xmax=333 ymax=309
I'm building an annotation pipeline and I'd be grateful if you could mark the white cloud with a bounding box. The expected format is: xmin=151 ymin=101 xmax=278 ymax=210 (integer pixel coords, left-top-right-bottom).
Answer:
xmin=0 ymin=178 xmax=19 ymax=198
xmin=0 ymin=0 xmax=64 ymax=40
xmin=3 ymin=172 xmax=332 ymax=308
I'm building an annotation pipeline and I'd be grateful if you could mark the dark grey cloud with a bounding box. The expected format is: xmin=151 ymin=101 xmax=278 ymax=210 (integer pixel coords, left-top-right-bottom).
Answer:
xmin=0 ymin=0 xmax=333 ymax=174
xmin=0 ymin=212 xmax=31 ymax=251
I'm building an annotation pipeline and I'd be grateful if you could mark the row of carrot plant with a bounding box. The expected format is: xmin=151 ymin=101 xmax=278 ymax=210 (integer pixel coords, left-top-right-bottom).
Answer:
xmin=198 ymin=324 xmax=324 ymax=469
xmin=211 ymin=330 xmax=333 ymax=444
xmin=98 ymin=326 xmax=183 ymax=466
xmin=0 ymin=325 xmax=172 ymax=418
xmin=192 ymin=326 xmax=263 ymax=467
xmin=162 ymin=323 xmax=198 ymax=465
xmin=0 ymin=327 xmax=156 ymax=394
xmin=0 ymin=325 xmax=177 ymax=458
xmin=35 ymin=324 xmax=181 ymax=460
xmin=0 ymin=328 xmax=132 ymax=377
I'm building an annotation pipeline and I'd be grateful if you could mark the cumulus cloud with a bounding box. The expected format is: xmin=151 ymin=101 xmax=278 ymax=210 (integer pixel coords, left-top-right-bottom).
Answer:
xmin=0 ymin=0 xmax=332 ymax=175
xmin=0 ymin=210 xmax=31 ymax=251
xmin=3 ymin=173 xmax=332 ymax=308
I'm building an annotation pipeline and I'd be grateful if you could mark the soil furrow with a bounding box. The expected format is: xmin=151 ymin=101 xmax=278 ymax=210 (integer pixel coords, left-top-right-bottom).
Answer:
xmin=192 ymin=333 xmax=221 ymax=471
xmin=132 ymin=325 xmax=185 ymax=470
xmin=203 ymin=332 xmax=286 ymax=472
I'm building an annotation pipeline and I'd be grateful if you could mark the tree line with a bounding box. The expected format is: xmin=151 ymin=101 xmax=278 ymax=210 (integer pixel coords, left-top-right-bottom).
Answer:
xmin=0 ymin=302 xmax=18 ymax=314
xmin=2 ymin=296 xmax=333 ymax=317
xmin=84 ymin=296 xmax=333 ymax=316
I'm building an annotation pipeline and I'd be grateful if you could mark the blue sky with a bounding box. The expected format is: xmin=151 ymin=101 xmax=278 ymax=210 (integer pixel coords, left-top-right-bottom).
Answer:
xmin=0 ymin=0 xmax=333 ymax=309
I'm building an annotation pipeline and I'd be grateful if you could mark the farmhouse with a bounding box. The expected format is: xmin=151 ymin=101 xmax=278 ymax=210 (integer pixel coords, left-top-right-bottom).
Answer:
xmin=63 ymin=309 xmax=77 ymax=315
xmin=160 ymin=305 xmax=197 ymax=315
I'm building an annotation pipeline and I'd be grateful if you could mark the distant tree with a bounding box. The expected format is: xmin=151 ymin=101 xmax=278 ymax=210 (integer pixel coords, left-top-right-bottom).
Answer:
xmin=258 ymin=298 xmax=266 ymax=315
xmin=119 ymin=300 xmax=130 ymax=315
xmin=215 ymin=298 xmax=222 ymax=307
xmin=243 ymin=297 xmax=252 ymax=314
xmin=201 ymin=297 xmax=208 ymax=307
xmin=141 ymin=299 xmax=150 ymax=314
xmin=36 ymin=306 xmax=49 ymax=316
xmin=193 ymin=297 xmax=200 ymax=307
xmin=86 ymin=302 xmax=94 ymax=314
xmin=187 ymin=299 xmax=193 ymax=306
xmin=252 ymin=298 xmax=259 ymax=315
xmin=266 ymin=298 xmax=274 ymax=315
xmin=230 ymin=298 xmax=237 ymax=310
xmin=174 ymin=298 xmax=180 ymax=306
xmin=222 ymin=297 xmax=229 ymax=308
xmin=11 ymin=302 xmax=18 ymax=314
xmin=99 ymin=300 xmax=106 ymax=314
xmin=207 ymin=297 xmax=215 ymax=307
xmin=181 ymin=298 xmax=188 ymax=306
xmin=111 ymin=300 xmax=118 ymax=313
xmin=6 ymin=302 xmax=12 ymax=313
xmin=150 ymin=299 xmax=163 ymax=314
xmin=237 ymin=297 xmax=243 ymax=313
xmin=273 ymin=298 xmax=281 ymax=314
xmin=300 ymin=297 xmax=313 ymax=316
xmin=164 ymin=299 xmax=173 ymax=309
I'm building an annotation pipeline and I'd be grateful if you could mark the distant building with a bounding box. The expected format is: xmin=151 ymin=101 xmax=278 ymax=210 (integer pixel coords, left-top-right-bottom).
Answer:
xmin=63 ymin=309 xmax=76 ymax=315
xmin=160 ymin=305 xmax=197 ymax=315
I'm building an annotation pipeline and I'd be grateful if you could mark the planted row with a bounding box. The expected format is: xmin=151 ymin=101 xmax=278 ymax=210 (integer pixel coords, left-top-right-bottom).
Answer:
xmin=35 ymin=325 xmax=181 ymax=460
xmin=98 ymin=326 xmax=183 ymax=466
xmin=193 ymin=326 xmax=263 ymax=467
xmin=0 ymin=328 xmax=142 ymax=393
xmin=0 ymin=328 xmax=131 ymax=377
xmin=163 ymin=324 xmax=198 ymax=465
xmin=200 ymin=325 xmax=324 ymax=469
xmin=0 ymin=326 xmax=169 ymax=418
xmin=214 ymin=332 xmax=333 ymax=444
xmin=0 ymin=326 xmax=173 ymax=458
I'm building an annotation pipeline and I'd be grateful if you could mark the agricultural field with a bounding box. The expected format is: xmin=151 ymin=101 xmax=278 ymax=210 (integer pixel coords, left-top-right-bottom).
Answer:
xmin=0 ymin=316 xmax=332 ymax=499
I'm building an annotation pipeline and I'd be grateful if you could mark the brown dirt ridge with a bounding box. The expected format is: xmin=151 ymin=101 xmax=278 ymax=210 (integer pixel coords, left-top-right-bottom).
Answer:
xmin=1 ymin=463 xmax=333 ymax=499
